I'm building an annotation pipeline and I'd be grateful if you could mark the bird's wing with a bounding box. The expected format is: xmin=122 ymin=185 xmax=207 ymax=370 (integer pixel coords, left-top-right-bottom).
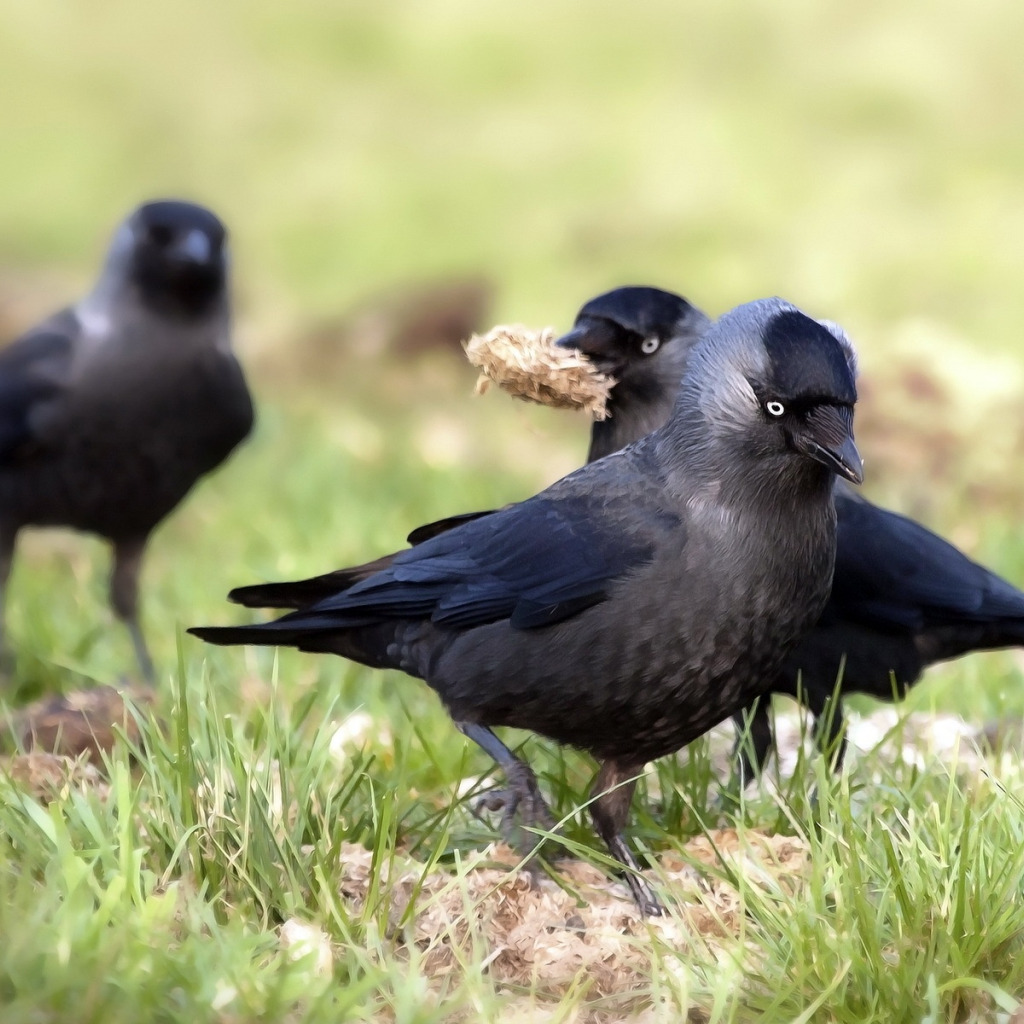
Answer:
xmin=263 ymin=491 xmax=666 ymax=634
xmin=228 ymin=556 xmax=396 ymax=609
xmin=827 ymin=492 xmax=1024 ymax=632
xmin=0 ymin=311 xmax=77 ymax=462
xmin=406 ymin=509 xmax=498 ymax=544
xmin=230 ymin=513 xmax=503 ymax=609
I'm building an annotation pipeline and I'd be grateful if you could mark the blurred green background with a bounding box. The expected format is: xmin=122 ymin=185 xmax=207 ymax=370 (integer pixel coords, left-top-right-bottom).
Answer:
xmin=2 ymin=0 xmax=1024 ymax=712
xmin=6 ymin=0 xmax=1024 ymax=331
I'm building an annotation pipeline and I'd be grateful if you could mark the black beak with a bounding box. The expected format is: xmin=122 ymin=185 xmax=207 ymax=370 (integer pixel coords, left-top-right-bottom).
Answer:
xmin=808 ymin=433 xmax=864 ymax=484
xmin=554 ymin=325 xmax=591 ymax=351
xmin=554 ymin=319 xmax=623 ymax=377
xmin=799 ymin=405 xmax=864 ymax=484
xmin=170 ymin=229 xmax=215 ymax=267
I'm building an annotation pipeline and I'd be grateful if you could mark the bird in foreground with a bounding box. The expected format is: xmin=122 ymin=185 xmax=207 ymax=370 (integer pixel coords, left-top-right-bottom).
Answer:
xmin=193 ymin=297 xmax=861 ymax=914
xmin=237 ymin=285 xmax=1024 ymax=787
xmin=421 ymin=286 xmax=1024 ymax=781
xmin=0 ymin=200 xmax=254 ymax=683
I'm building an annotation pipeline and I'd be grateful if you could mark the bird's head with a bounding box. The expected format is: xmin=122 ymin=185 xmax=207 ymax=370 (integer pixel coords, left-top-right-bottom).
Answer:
xmin=555 ymin=286 xmax=710 ymax=413
xmin=112 ymin=200 xmax=229 ymax=318
xmin=680 ymin=298 xmax=862 ymax=486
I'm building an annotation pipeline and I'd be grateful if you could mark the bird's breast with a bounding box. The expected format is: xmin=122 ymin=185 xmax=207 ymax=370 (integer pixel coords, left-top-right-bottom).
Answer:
xmin=434 ymin=499 xmax=836 ymax=763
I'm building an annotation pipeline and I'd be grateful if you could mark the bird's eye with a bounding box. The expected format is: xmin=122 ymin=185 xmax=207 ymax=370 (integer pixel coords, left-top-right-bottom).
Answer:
xmin=640 ymin=337 xmax=660 ymax=355
xmin=765 ymin=401 xmax=785 ymax=417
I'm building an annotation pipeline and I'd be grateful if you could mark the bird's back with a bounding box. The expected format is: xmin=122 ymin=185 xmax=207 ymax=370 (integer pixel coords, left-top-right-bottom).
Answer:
xmin=777 ymin=485 xmax=1024 ymax=706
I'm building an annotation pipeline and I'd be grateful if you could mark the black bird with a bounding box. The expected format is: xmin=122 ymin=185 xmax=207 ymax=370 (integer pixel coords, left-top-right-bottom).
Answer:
xmin=192 ymin=298 xmax=861 ymax=914
xmin=237 ymin=284 xmax=1024 ymax=785
xmin=420 ymin=286 xmax=1024 ymax=780
xmin=0 ymin=200 xmax=254 ymax=682
xmin=563 ymin=286 xmax=713 ymax=463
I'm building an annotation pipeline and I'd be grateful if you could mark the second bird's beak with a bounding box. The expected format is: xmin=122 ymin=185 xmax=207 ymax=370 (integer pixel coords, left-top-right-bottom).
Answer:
xmin=555 ymin=320 xmax=624 ymax=378
xmin=799 ymin=405 xmax=864 ymax=485
xmin=172 ymin=229 xmax=214 ymax=267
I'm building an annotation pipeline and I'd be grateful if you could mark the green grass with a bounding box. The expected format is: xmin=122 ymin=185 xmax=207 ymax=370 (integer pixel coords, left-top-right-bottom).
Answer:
xmin=4 ymin=1 xmax=1024 ymax=1020
xmin=5 ymin=666 xmax=1024 ymax=1022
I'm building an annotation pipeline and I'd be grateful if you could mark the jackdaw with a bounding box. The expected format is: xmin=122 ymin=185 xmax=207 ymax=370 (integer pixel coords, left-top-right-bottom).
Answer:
xmin=552 ymin=288 xmax=1024 ymax=780
xmin=242 ymin=285 xmax=1024 ymax=786
xmin=0 ymin=200 xmax=254 ymax=682
xmin=192 ymin=297 xmax=862 ymax=914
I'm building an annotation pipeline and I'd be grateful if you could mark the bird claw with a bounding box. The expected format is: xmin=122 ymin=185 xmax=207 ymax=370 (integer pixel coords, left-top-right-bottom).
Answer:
xmin=471 ymin=788 xmax=514 ymax=818
xmin=625 ymin=872 xmax=665 ymax=917
xmin=473 ymin=765 xmax=563 ymax=860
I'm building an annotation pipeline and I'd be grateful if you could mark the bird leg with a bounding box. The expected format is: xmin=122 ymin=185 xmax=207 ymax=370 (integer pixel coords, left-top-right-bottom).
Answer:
xmin=811 ymin=692 xmax=848 ymax=769
xmin=0 ymin=526 xmax=16 ymax=683
xmin=456 ymin=721 xmax=559 ymax=858
xmin=732 ymin=699 xmax=775 ymax=785
xmin=589 ymin=759 xmax=663 ymax=916
xmin=110 ymin=538 xmax=154 ymax=685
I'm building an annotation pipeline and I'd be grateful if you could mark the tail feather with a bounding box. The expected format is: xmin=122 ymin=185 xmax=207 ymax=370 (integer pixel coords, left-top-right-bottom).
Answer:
xmin=231 ymin=510 xmax=501 ymax=610
xmin=188 ymin=623 xmax=313 ymax=647
xmin=992 ymin=618 xmax=1024 ymax=645
xmin=228 ymin=554 xmax=399 ymax=609
xmin=188 ymin=618 xmax=400 ymax=670
xmin=919 ymin=617 xmax=1024 ymax=665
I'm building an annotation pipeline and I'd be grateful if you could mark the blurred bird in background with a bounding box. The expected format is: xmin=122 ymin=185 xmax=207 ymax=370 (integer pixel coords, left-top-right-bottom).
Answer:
xmin=193 ymin=297 xmax=861 ymax=913
xmin=0 ymin=200 xmax=254 ymax=684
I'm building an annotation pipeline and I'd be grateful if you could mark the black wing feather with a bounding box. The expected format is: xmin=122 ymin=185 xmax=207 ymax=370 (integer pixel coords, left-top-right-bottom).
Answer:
xmin=407 ymin=509 xmax=497 ymax=545
xmin=828 ymin=492 xmax=1024 ymax=633
xmin=267 ymin=496 xmax=657 ymax=634
xmin=231 ymin=515 xmax=502 ymax=610
xmin=0 ymin=323 xmax=74 ymax=462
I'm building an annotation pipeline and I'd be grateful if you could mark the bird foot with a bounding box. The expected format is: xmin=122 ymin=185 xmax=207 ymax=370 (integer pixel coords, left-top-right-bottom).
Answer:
xmin=472 ymin=788 xmax=515 ymax=816
xmin=624 ymin=871 xmax=665 ymax=917
xmin=473 ymin=762 xmax=564 ymax=861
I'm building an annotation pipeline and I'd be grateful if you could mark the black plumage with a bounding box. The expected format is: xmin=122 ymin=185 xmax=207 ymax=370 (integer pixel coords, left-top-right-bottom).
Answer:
xmin=551 ymin=288 xmax=1024 ymax=778
xmin=555 ymin=286 xmax=711 ymax=462
xmin=0 ymin=200 xmax=254 ymax=681
xmin=241 ymin=284 xmax=1024 ymax=785
xmin=425 ymin=286 xmax=1024 ymax=780
xmin=760 ymin=488 xmax=1024 ymax=774
xmin=193 ymin=297 xmax=861 ymax=914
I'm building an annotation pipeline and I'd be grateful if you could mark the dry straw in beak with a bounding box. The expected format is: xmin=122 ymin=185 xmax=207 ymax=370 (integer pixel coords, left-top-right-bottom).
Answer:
xmin=464 ymin=325 xmax=613 ymax=420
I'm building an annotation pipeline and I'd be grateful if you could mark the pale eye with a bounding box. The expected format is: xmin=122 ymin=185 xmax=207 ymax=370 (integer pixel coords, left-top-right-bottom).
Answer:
xmin=765 ymin=401 xmax=785 ymax=417
xmin=640 ymin=337 xmax=660 ymax=355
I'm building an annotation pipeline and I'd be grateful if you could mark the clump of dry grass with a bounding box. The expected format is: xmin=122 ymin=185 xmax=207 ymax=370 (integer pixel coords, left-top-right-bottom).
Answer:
xmin=465 ymin=324 xmax=613 ymax=420
xmin=0 ymin=750 xmax=109 ymax=803
xmin=329 ymin=831 xmax=808 ymax=1001
xmin=5 ymin=684 xmax=153 ymax=761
